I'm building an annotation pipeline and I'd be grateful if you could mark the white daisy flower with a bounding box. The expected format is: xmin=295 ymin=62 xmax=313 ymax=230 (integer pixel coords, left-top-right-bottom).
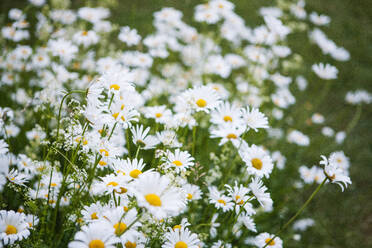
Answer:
xmin=240 ymin=144 xmax=273 ymax=178
xmin=249 ymin=177 xmax=273 ymax=208
xmin=320 ymin=155 xmax=352 ymax=191
xmin=131 ymin=125 xmax=159 ymax=150
xmin=133 ymin=172 xmax=186 ymax=219
xmin=210 ymin=123 xmax=245 ymax=147
xmin=0 ymin=210 xmax=30 ymax=245
xmin=210 ymin=102 xmax=242 ymax=126
xmin=255 ymin=232 xmax=282 ymax=248
xmin=162 ymin=226 xmax=200 ymax=248
xmin=240 ymin=107 xmax=269 ymax=132
xmin=312 ymin=63 xmax=338 ymax=80
xmin=144 ymin=105 xmax=172 ymax=124
xmin=165 ymin=149 xmax=194 ymax=173
xmin=182 ymin=183 xmax=202 ymax=201
xmin=103 ymin=207 xmax=140 ymax=238
xmin=113 ymin=158 xmax=149 ymax=180
xmin=179 ymin=85 xmax=221 ymax=113
xmin=68 ymin=222 xmax=120 ymax=248
xmin=81 ymin=202 xmax=107 ymax=223
xmin=208 ymin=186 xmax=234 ymax=212
xmin=0 ymin=139 xmax=9 ymax=155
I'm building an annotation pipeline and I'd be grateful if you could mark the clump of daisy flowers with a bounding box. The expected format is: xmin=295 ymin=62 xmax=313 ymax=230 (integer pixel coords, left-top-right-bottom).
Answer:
xmin=0 ymin=0 xmax=361 ymax=247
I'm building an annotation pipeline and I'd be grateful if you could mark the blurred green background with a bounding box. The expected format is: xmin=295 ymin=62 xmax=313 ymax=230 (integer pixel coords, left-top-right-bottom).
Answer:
xmin=1 ymin=0 xmax=371 ymax=247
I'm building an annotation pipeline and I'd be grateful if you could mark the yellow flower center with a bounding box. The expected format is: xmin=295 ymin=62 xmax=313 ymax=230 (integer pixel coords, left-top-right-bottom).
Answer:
xmin=125 ymin=241 xmax=137 ymax=248
xmin=251 ymin=158 xmax=263 ymax=170
xmin=107 ymin=181 xmax=118 ymax=187
xmin=110 ymin=84 xmax=120 ymax=90
xmin=172 ymin=160 xmax=183 ymax=166
xmin=114 ymin=222 xmax=127 ymax=236
xmin=91 ymin=212 xmax=98 ymax=220
xmin=173 ymin=225 xmax=181 ymax=230
xmin=187 ymin=193 xmax=193 ymax=200
xmin=145 ymin=193 xmax=162 ymax=206
xmin=112 ymin=112 xmax=119 ymax=119
xmin=115 ymin=187 xmax=128 ymax=194
xmin=129 ymin=169 xmax=142 ymax=178
xmin=99 ymin=149 xmax=109 ymax=157
xmin=265 ymin=238 xmax=275 ymax=246
xmin=223 ymin=115 xmax=233 ymax=122
xmin=99 ymin=160 xmax=107 ymax=166
xmin=175 ymin=241 xmax=188 ymax=248
xmin=82 ymin=31 xmax=88 ymax=36
xmin=50 ymin=183 xmax=57 ymax=187
xmin=5 ymin=225 xmax=17 ymax=235
xmin=217 ymin=199 xmax=226 ymax=205
xmin=89 ymin=239 xmax=105 ymax=248
xmin=155 ymin=113 xmax=162 ymax=118
xmin=226 ymin=133 xmax=237 ymax=139
xmin=336 ymin=158 xmax=342 ymax=163
xmin=196 ymin=99 xmax=207 ymax=107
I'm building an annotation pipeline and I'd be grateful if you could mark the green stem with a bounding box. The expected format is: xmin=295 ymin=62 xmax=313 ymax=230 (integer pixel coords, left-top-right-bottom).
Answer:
xmin=56 ymin=90 xmax=85 ymax=140
xmin=192 ymin=126 xmax=197 ymax=157
xmin=263 ymin=178 xmax=328 ymax=248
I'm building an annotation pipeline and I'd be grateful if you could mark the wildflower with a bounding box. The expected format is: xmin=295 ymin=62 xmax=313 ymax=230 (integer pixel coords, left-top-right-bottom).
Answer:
xmin=162 ymin=226 xmax=200 ymax=248
xmin=0 ymin=210 xmax=30 ymax=245
xmin=131 ymin=125 xmax=159 ymax=149
xmin=165 ymin=149 xmax=194 ymax=173
xmin=133 ymin=172 xmax=186 ymax=219
xmin=68 ymin=222 xmax=120 ymax=248
xmin=208 ymin=186 xmax=234 ymax=212
xmin=240 ymin=145 xmax=274 ymax=178
xmin=320 ymin=155 xmax=352 ymax=191
xmin=255 ymin=232 xmax=282 ymax=248
xmin=312 ymin=63 xmax=338 ymax=80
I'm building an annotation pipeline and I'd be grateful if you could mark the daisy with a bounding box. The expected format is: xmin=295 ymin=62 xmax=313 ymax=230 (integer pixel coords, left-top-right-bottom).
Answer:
xmin=118 ymin=26 xmax=141 ymax=46
xmin=95 ymin=173 xmax=130 ymax=195
xmin=81 ymin=202 xmax=107 ymax=223
xmin=73 ymin=30 xmax=99 ymax=47
xmin=329 ymin=151 xmax=350 ymax=173
xmin=238 ymin=213 xmax=257 ymax=232
xmin=320 ymin=155 xmax=351 ymax=191
xmin=208 ymin=186 xmax=234 ymax=212
xmin=0 ymin=210 xmax=30 ymax=245
xmin=131 ymin=125 xmax=159 ymax=149
xmin=133 ymin=172 xmax=186 ymax=219
xmin=144 ymin=105 xmax=172 ymax=124
xmin=162 ymin=226 xmax=200 ymax=248
xmin=113 ymin=158 xmax=148 ymax=180
xmin=6 ymin=169 xmax=30 ymax=186
xmin=225 ymin=182 xmax=252 ymax=214
xmin=255 ymin=232 xmax=282 ymax=248
xmin=287 ymin=130 xmax=310 ymax=146
xmin=210 ymin=123 xmax=245 ymax=147
xmin=210 ymin=102 xmax=242 ymax=126
xmin=312 ymin=63 xmax=338 ymax=80
xmin=164 ymin=149 xmax=194 ymax=173
xmin=249 ymin=177 xmax=273 ymax=208
xmin=240 ymin=107 xmax=269 ymax=132
xmin=182 ymin=183 xmax=202 ymax=201
xmin=25 ymin=214 xmax=39 ymax=229
xmin=239 ymin=145 xmax=273 ymax=178
xmin=68 ymin=222 xmax=120 ymax=248
xmin=179 ymin=85 xmax=221 ymax=113
xmin=103 ymin=207 xmax=140 ymax=237
xmin=0 ymin=139 xmax=9 ymax=155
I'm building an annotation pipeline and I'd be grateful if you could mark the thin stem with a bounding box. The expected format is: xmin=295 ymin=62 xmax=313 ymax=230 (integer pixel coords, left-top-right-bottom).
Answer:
xmin=56 ymin=90 xmax=85 ymax=140
xmin=263 ymin=178 xmax=328 ymax=248
xmin=135 ymin=146 xmax=140 ymax=159
xmin=192 ymin=126 xmax=197 ymax=157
